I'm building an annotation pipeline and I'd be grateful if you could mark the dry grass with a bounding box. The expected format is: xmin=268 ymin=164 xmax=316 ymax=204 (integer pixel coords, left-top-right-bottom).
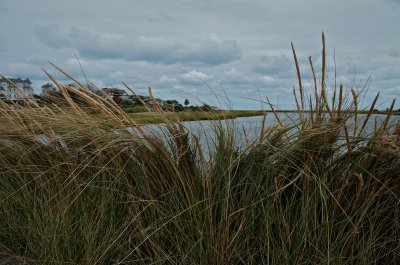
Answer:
xmin=0 ymin=33 xmax=399 ymax=264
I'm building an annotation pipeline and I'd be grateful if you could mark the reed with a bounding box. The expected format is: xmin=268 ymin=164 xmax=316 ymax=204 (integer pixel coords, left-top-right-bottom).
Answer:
xmin=0 ymin=33 xmax=399 ymax=264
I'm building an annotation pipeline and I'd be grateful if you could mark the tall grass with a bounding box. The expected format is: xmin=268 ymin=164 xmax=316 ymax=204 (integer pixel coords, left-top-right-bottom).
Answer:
xmin=1 ymin=33 xmax=400 ymax=264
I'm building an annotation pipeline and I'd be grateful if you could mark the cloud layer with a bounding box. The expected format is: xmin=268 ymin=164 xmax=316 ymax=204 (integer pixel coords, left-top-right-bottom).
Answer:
xmin=0 ymin=0 xmax=399 ymax=109
xmin=35 ymin=25 xmax=241 ymax=65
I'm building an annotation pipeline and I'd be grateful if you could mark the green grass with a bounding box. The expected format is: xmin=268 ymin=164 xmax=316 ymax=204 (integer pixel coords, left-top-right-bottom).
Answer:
xmin=1 ymin=33 xmax=400 ymax=264
xmin=125 ymin=110 xmax=400 ymax=125
xmin=126 ymin=110 xmax=265 ymax=124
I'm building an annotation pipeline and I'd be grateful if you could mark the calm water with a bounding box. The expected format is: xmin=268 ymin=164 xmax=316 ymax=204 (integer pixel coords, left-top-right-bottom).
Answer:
xmin=142 ymin=113 xmax=400 ymax=149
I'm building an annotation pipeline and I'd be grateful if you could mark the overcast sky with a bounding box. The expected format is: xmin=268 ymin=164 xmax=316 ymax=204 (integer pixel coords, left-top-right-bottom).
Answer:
xmin=0 ymin=0 xmax=399 ymax=109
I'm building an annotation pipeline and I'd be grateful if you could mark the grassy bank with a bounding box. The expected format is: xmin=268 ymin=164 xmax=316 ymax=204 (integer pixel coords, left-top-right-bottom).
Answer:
xmin=127 ymin=110 xmax=264 ymax=124
xmin=1 ymin=34 xmax=400 ymax=264
xmin=126 ymin=110 xmax=400 ymax=125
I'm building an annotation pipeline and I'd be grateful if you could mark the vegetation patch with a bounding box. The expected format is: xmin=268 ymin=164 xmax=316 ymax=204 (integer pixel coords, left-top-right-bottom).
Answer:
xmin=0 ymin=34 xmax=399 ymax=264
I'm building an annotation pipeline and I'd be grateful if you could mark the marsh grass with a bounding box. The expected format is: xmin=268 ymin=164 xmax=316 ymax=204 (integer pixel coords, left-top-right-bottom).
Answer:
xmin=1 ymin=33 xmax=400 ymax=264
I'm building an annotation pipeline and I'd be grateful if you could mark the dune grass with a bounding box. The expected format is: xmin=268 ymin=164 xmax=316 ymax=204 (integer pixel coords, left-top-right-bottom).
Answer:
xmin=1 ymin=33 xmax=400 ymax=264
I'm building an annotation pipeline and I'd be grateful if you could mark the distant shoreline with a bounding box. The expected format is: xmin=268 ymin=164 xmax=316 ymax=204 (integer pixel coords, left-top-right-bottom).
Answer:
xmin=126 ymin=109 xmax=400 ymax=124
xmin=127 ymin=110 xmax=264 ymax=124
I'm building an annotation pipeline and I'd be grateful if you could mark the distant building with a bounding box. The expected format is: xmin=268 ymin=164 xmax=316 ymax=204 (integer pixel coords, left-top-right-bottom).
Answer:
xmin=0 ymin=77 xmax=33 ymax=100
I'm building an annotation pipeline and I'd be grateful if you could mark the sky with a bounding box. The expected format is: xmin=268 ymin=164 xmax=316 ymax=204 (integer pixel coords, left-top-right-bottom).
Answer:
xmin=0 ymin=0 xmax=399 ymax=109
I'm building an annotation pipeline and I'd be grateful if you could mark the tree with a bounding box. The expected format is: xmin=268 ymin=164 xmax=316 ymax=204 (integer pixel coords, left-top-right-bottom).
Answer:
xmin=163 ymin=100 xmax=184 ymax=111
xmin=198 ymin=103 xmax=218 ymax=111
xmin=41 ymin=83 xmax=57 ymax=95
xmin=184 ymin=98 xmax=190 ymax=107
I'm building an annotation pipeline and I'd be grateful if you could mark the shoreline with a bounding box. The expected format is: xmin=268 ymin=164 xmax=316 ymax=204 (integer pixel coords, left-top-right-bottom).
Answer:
xmin=127 ymin=109 xmax=400 ymax=124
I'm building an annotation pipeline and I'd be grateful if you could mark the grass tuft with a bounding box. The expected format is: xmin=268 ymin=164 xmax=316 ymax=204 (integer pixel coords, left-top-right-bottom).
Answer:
xmin=1 ymin=33 xmax=400 ymax=264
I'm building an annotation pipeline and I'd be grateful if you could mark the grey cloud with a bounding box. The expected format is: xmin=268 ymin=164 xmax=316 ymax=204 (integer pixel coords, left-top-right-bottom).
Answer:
xmin=389 ymin=50 xmax=400 ymax=58
xmin=35 ymin=25 xmax=241 ymax=65
xmin=0 ymin=0 xmax=6 ymax=13
xmin=158 ymin=75 xmax=179 ymax=87
xmin=146 ymin=10 xmax=176 ymax=23
xmin=26 ymin=54 xmax=48 ymax=65
xmin=6 ymin=62 xmax=48 ymax=80
xmin=373 ymin=65 xmax=400 ymax=81
xmin=34 ymin=24 xmax=72 ymax=48
xmin=219 ymin=68 xmax=254 ymax=86
xmin=386 ymin=0 xmax=400 ymax=8
xmin=180 ymin=71 xmax=211 ymax=85
xmin=76 ymin=34 xmax=242 ymax=65
xmin=251 ymin=55 xmax=291 ymax=75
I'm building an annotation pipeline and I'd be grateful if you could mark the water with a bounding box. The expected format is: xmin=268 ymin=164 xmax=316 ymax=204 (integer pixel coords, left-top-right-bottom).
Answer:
xmin=175 ymin=113 xmax=400 ymax=147
xmin=179 ymin=113 xmax=299 ymax=147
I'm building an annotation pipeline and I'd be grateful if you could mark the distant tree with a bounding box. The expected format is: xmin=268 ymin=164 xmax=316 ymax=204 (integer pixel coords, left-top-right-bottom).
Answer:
xmin=184 ymin=98 xmax=190 ymax=107
xmin=66 ymin=83 xmax=78 ymax=88
xmin=41 ymin=83 xmax=57 ymax=95
xmin=200 ymin=103 xmax=216 ymax=111
xmin=163 ymin=100 xmax=184 ymax=112
xmin=41 ymin=91 xmax=64 ymax=105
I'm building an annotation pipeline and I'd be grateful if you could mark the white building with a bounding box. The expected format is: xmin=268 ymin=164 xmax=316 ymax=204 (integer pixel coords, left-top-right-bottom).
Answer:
xmin=0 ymin=77 xmax=34 ymax=100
